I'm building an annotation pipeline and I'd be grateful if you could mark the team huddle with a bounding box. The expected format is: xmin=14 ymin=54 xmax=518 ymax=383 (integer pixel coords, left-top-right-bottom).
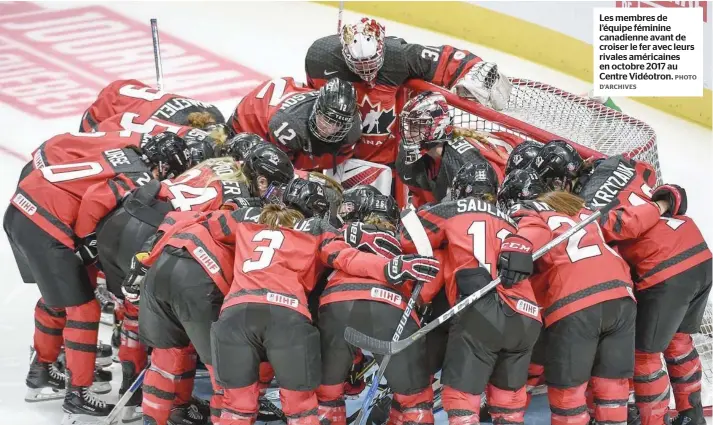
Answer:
xmin=3 ymin=15 xmax=711 ymax=425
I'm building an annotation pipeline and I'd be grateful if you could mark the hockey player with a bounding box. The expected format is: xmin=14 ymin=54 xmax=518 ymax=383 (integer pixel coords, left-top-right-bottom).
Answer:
xmin=317 ymin=187 xmax=438 ymax=425
xmin=211 ymin=178 xmax=440 ymax=425
xmin=79 ymin=79 xmax=225 ymax=133
xmin=392 ymin=162 xmax=542 ymax=425
xmin=3 ymin=134 xmax=190 ymax=424
xmin=504 ymin=140 xmax=544 ymax=175
xmin=573 ymin=153 xmax=712 ymax=425
xmin=395 ymin=91 xmax=501 ymax=207
xmin=497 ymin=167 xmax=671 ymax=425
xmin=118 ymin=206 xmax=260 ymax=425
xmin=305 ymin=17 xmax=513 ymax=167
xmin=230 ymin=76 xmax=361 ymax=171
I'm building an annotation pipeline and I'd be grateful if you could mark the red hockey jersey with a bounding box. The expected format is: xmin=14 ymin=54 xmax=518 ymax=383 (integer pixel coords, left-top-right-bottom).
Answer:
xmin=400 ymin=198 xmax=542 ymax=322
xmin=223 ymin=216 xmax=390 ymax=320
xmin=229 ymin=77 xmax=361 ymax=171
xmin=12 ymin=147 xmax=154 ymax=249
xmin=577 ymin=156 xmax=712 ymax=290
xmin=30 ymin=131 xmax=148 ymax=172
xmin=80 ymin=79 xmax=224 ymax=132
xmin=74 ymin=158 xmax=250 ymax=238
xmin=306 ymin=35 xmax=483 ymax=164
xmin=511 ymin=201 xmax=635 ymax=326
xmin=146 ymin=208 xmax=262 ymax=296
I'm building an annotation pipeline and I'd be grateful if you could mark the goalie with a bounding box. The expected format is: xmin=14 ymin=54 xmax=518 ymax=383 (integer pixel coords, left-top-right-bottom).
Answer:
xmin=305 ymin=16 xmax=513 ymax=195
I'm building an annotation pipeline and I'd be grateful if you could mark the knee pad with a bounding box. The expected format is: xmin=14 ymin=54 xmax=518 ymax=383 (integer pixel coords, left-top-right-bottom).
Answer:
xmin=591 ymin=377 xmax=629 ymax=425
xmin=392 ymin=386 xmax=434 ymax=425
xmin=548 ymin=382 xmax=590 ymax=425
xmin=488 ymin=385 xmax=527 ymax=425
xmin=64 ymin=299 xmax=101 ymax=387
xmin=664 ymin=333 xmax=702 ymax=412
xmin=634 ymin=350 xmax=671 ymax=425
xmin=279 ymin=389 xmax=319 ymax=425
xmin=442 ymin=385 xmax=481 ymax=425
xmin=317 ymin=384 xmax=346 ymax=425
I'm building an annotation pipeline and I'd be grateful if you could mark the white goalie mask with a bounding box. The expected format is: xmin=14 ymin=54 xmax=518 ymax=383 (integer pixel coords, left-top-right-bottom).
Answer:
xmin=340 ymin=17 xmax=385 ymax=83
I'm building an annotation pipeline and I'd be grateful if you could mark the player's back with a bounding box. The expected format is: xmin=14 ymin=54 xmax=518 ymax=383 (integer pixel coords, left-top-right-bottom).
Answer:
xmin=81 ymin=79 xmax=224 ymax=131
xmin=512 ymin=201 xmax=633 ymax=325
xmin=159 ymin=158 xmax=248 ymax=212
xmin=14 ymin=147 xmax=153 ymax=248
xmin=230 ymin=77 xmax=314 ymax=137
xmin=577 ymin=156 xmax=712 ymax=289
xmin=228 ymin=218 xmax=323 ymax=319
xmin=31 ymin=131 xmax=147 ymax=171
xmin=419 ymin=198 xmax=538 ymax=318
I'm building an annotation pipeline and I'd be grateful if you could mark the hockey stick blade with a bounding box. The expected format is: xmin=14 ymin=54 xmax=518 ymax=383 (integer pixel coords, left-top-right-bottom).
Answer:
xmin=346 ymin=205 xmax=611 ymax=355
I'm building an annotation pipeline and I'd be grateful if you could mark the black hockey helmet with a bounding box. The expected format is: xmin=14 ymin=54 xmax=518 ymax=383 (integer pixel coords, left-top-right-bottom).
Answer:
xmin=505 ymin=140 xmax=545 ymax=175
xmin=531 ymin=140 xmax=584 ymax=191
xmin=309 ymin=77 xmax=358 ymax=144
xmin=450 ymin=161 xmax=499 ymax=201
xmin=282 ymin=178 xmax=330 ymax=218
xmin=243 ymin=144 xmax=294 ymax=196
xmin=180 ymin=128 xmax=220 ymax=163
xmin=338 ymin=185 xmax=399 ymax=225
xmin=142 ymin=132 xmax=192 ymax=180
xmin=223 ymin=133 xmax=267 ymax=161
xmin=497 ymin=168 xmax=547 ymax=210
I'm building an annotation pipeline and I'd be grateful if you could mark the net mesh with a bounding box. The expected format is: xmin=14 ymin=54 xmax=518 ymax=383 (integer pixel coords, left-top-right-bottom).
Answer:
xmin=418 ymin=78 xmax=711 ymax=407
xmin=449 ymin=78 xmax=662 ymax=185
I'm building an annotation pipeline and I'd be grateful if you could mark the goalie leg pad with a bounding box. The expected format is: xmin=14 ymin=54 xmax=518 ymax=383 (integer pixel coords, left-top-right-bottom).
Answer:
xmin=63 ymin=299 xmax=100 ymax=387
xmin=488 ymin=384 xmax=527 ymax=425
xmin=634 ymin=350 xmax=670 ymax=425
xmin=591 ymin=376 xmax=629 ymax=425
xmin=664 ymin=333 xmax=703 ymax=412
xmin=548 ymin=383 xmax=590 ymax=425
xmin=442 ymin=385 xmax=481 ymax=425
xmin=33 ymin=298 xmax=66 ymax=363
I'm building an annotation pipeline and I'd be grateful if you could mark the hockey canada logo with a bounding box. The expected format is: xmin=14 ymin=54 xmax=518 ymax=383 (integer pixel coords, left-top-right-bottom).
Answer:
xmin=359 ymin=96 xmax=395 ymax=136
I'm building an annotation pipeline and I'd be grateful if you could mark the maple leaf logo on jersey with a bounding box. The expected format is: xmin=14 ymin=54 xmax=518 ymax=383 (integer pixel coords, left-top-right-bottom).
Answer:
xmin=359 ymin=96 xmax=395 ymax=136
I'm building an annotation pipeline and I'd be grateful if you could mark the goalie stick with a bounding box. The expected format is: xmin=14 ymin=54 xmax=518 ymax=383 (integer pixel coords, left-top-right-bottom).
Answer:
xmin=150 ymin=18 xmax=165 ymax=91
xmin=345 ymin=201 xmax=617 ymax=356
xmin=353 ymin=209 xmax=433 ymax=425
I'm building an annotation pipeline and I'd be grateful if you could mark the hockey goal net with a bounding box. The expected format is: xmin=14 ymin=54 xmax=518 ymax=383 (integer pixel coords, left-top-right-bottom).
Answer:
xmin=404 ymin=78 xmax=711 ymax=414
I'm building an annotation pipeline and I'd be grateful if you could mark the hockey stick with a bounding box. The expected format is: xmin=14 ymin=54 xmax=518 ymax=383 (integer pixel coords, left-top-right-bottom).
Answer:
xmin=150 ymin=18 xmax=164 ymax=91
xmin=353 ymin=209 xmax=433 ymax=425
xmin=104 ymin=367 xmax=146 ymax=425
xmin=337 ymin=0 xmax=344 ymax=34
xmin=345 ymin=202 xmax=617 ymax=355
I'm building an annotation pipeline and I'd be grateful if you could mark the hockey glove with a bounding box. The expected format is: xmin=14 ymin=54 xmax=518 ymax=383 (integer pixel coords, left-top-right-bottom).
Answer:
xmin=651 ymin=184 xmax=687 ymax=217
xmin=497 ymin=235 xmax=534 ymax=288
xmin=75 ymin=232 xmax=99 ymax=266
xmin=344 ymin=222 xmax=402 ymax=260
xmin=384 ymin=254 xmax=440 ymax=286
xmin=455 ymin=267 xmax=493 ymax=298
xmin=221 ymin=197 xmax=263 ymax=211
xmin=452 ymin=61 xmax=513 ymax=111
xmin=121 ymin=252 xmax=149 ymax=304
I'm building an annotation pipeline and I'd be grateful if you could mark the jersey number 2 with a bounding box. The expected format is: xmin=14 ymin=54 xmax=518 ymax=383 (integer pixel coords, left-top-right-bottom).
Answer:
xmin=243 ymin=230 xmax=285 ymax=273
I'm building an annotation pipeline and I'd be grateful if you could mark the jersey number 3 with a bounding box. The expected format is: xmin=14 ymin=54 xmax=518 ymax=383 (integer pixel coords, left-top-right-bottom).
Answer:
xmin=243 ymin=230 xmax=285 ymax=273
